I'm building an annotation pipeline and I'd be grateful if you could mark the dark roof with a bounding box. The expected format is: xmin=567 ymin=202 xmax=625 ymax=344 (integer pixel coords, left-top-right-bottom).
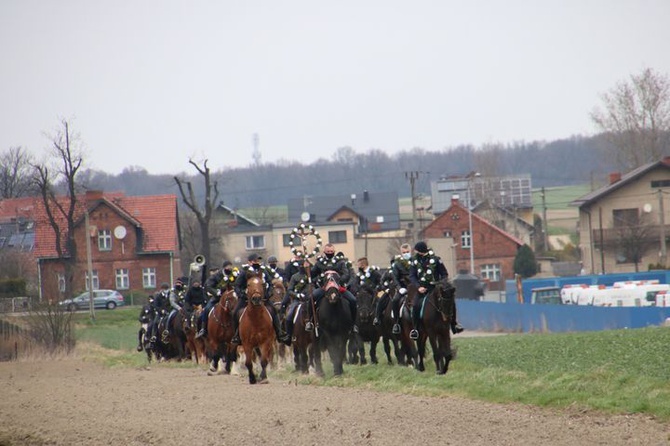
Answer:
xmin=287 ymin=190 xmax=400 ymax=231
xmin=570 ymin=157 xmax=670 ymax=208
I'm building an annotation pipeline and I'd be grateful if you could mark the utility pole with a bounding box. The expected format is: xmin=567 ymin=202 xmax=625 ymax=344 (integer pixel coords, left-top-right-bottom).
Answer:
xmin=659 ymin=189 xmax=667 ymax=266
xmin=541 ymin=187 xmax=549 ymax=252
xmin=405 ymin=171 xmax=420 ymax=244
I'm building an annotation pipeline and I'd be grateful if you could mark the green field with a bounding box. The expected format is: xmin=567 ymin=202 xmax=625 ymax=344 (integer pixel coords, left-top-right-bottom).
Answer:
xmin=67 ymin=307 xmax=670 ymax=421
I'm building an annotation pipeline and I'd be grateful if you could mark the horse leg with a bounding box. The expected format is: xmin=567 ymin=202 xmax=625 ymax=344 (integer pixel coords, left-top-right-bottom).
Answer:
xmin=137 ymin=327 xmax=145 ymax=352
xmin=382 ymin=335 xmax=394 ymax=365
xmin=244 ymin=346 xmax=257 ymax=384
xmin=416 ymin=335 xmax=426 ymax=372
xmin=428 ymin=334 xmax=444 ymax=374
xmin=370 ymin=337 xmax=378 ymax=365
xmin=358 ymin=335 xmax=367 ymax=365
xmin=311 ymin=343 xmax=324 ymax=377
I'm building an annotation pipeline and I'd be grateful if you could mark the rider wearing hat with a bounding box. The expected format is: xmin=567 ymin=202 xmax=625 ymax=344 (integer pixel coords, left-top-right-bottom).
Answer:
xmin=409 ymin=241 xmax=464 ymax=340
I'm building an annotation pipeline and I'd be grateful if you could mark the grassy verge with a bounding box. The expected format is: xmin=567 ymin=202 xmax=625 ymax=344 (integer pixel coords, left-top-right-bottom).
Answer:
xmin=69 ymin=307 xmax=670 ymax=421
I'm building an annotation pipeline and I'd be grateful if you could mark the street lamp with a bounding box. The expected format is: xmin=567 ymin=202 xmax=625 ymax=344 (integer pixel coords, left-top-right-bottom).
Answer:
xmin=466 ymin=172 xmax=481 ymax=275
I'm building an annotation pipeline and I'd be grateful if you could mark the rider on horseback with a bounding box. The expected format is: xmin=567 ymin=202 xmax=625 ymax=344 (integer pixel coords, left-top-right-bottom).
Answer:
xmin=183 ymin=279 xmax=206 ymax=332
xmin=196 ymin=261 xmax=239 ymax=339
xmin=148 ymin=282 xmax=171 ymax=348
xmin=305 ymin=243 xmax=358 ymax=333
xmin=163 ymin=278 xmax=186 ymax=340
xmin=409 ymin=241 xmax=464 ymax=340
xmin=282 ymin=259 xmax=312 ymax=340
xmin=230 ymin=253 xmax=291 ymax=346
xmin=374 ymin=243 xmax=412 ymax=334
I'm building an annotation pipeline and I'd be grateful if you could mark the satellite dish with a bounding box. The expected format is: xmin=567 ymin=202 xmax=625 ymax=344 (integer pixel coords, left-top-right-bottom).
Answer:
xmin=113 ymin=225 xmax=127 ymax=239
xmin=643 ymin=203 xmax=652 ymax=213
xmin=300 ymin=212 xmax=311 ymax=222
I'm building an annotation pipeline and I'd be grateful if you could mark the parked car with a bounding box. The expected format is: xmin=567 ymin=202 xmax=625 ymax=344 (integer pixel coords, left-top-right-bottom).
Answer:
xmin=59 ymin=290 xmax=125 ymax=311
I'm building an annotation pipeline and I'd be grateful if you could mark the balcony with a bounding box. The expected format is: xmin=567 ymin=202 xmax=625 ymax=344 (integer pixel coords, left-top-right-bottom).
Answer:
xmin=591 ymin=224 xmax=670 ymax=249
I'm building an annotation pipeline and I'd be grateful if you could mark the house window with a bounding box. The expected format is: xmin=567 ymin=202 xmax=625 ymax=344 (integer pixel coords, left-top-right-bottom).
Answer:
xmin=57 ymin=272 xmax=66 ymax=293
xmin=98 ymin=229 xmax=112 ymax=251
xmin=443 ymin=230 xmax=452 ymax=238
xmin=85 ymin=270 xmax=100 ymax=291
xmin=461 ymin=230 xmax=471 ymax=249
xmin=282 ymin=234 xmax=292 ymax=247
xmin=612 ymin=208 xmax=639 ymax=227
xmin=116 ymin=268 xmax=130 ymax=290
xmin=142 ymin=267 xmax=156 ymax=289
xmin=651 ymin=179 xmax=670 ymax=188
xmin=245 ymin=235 xmax=265 ymax=250
xmin=481 ymin=264 xmax=501 ymax=282
xmin=328 ymin=230 xmax=347 ymax=244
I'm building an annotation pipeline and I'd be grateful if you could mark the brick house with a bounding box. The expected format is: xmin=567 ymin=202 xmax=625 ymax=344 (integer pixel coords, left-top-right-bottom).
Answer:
xmin=422 ymin=196 xmax=523 ymax=290
xmin=34 ymin=190 xmax=182 ymax=301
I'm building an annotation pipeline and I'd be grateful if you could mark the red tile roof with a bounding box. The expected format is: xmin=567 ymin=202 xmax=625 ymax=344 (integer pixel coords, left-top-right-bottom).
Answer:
xmin=1 ymin=192 xmax=179 ymax=258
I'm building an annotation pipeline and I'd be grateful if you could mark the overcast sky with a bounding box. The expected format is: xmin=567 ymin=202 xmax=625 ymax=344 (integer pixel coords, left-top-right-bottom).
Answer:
xmin=1 ymin=1 xmax=669 ymax=175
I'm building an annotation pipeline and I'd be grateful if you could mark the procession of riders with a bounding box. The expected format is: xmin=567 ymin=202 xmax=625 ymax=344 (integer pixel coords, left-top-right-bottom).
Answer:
xmin=140 ymin=240 xmax=463 ymax=363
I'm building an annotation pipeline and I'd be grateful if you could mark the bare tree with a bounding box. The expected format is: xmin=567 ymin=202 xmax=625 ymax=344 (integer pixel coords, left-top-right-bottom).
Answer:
xmin=0 ymin=146 xmax=33 ymax=198
xmin=615 ymin=213 xmax=656 ymax=273
xmin=32 ymin=120 xmax=84 ymax=298
xmin=174 ymin=159 xmax=219 ymax=264
xmin=591 ymin=67 xmax=670 ymax=170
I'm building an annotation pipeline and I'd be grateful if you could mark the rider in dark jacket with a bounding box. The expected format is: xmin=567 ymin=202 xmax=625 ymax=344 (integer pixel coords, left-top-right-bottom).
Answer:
xmin=409 ymin=241 xmax=463 ymax=340
xmin=306 ymin=243 xmax=358 ymax=333
xmin=196 ymin=261 xmax=239 ymax=339
xmin=148 ymin=282 xmax=171 ymax=347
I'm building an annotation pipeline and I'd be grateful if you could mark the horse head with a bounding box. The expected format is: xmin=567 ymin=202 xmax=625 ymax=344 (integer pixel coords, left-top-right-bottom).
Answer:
xmin=269 ymin=278 xmax=286 ymax=309
xmin=246 ymin=275 xmax=265 ymax=306
xmin=221 ymin=288 xmax=237 ymax=311
xmin=356 ymin=286 xmax=375 ymax=322
xmin=324 ymin=278 xmax=342 ymax=304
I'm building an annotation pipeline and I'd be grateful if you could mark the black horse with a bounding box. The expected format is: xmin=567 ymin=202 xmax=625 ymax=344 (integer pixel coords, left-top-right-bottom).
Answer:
xmin=314 ymin=275 xmax=354 ymax=376
xmin=376 ymin=284 xmax=409 ymax=366
xmin=348 ymin=285 xmax=380 ymax=365
xmin=415 ymin=282 xmax=456 ymax=374
xmin=136 ymin=302 xmax=156 ymax=362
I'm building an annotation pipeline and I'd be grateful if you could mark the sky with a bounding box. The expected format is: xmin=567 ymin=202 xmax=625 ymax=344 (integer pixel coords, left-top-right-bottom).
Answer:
xmin=1 ymin=1 xmax=669 ymax=175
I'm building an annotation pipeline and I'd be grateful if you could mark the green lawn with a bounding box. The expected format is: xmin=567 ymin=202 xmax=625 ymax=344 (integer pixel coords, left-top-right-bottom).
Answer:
xmin=70 ymin=307 xmax=670 ymax=421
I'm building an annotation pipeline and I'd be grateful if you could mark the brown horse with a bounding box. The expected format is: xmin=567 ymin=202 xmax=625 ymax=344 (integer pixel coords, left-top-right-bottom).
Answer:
xmin=206 ymin=289 xmax=237 ymax=375
xmin=415 ymin=283 xmax=455 ymax=374
xmin=183 ymin=305 xmax=206 ymax=364
xmin=238 ymin=273 xmax=276 ymax=384
xmin=268 ymin=278 xmax=288 ymax=361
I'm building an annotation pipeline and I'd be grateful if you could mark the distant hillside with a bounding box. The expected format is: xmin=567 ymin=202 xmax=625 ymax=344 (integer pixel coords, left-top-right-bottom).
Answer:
xmin=79 ymin=134 xmax=619 ymax=209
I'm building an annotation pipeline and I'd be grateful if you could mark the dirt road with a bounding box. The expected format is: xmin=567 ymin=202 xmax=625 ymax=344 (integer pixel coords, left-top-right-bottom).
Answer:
xmin=1 ymin=357 xmax=668 ymax=446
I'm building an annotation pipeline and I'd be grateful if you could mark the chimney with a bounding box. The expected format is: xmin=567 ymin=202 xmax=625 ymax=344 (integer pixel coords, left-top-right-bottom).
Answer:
xmin=451 ymin=193 xmax=461 ymax=206
xmin=85 ymin=190 xmax=104 ymax=202
xmin=363 ymin=190 xmax=369 ymax=202
xmin=608 ymin=172 xmax=622 ymax=184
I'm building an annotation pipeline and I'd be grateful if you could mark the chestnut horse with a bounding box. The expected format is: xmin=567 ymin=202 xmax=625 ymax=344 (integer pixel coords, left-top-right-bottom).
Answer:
xmin=415 ymin=282 xmax=455 ymax=374
xmin=268 ymin=278 xmax=288 ymax=361
xmin=206 ymin=289 xmax=237 ymax=375
xmin=183 ymin=305 xmax=206 ymax=364
xmin=238 ymin=273 xmax=276 ymax=384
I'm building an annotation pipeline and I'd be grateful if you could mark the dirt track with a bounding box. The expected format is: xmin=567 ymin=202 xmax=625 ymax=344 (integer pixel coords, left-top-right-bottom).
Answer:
xmin=1 ymin=356 xmax=668 ymax=446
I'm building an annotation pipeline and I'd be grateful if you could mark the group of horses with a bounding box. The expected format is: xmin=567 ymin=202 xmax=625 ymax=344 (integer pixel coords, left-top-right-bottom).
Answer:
xmin=137 ymin=270 xmax=457 ymax=384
